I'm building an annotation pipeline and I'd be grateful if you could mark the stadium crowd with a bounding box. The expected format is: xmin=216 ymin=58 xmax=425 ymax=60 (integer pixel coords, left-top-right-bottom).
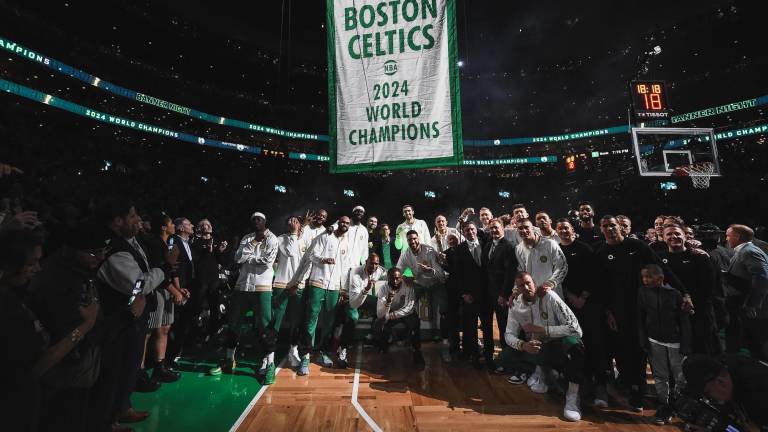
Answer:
xmin=2 ymin=150 xmax=768 ymax=431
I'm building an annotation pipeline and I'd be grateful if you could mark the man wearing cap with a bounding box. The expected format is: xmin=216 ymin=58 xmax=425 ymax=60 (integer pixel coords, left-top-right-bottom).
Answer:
xmin=288 ymin=216 xmax=352 ymax=376
xmin=211 ymin=212 xmax=279 ymax=384
xmin=682 ymin=353 xmax=768 ymax=428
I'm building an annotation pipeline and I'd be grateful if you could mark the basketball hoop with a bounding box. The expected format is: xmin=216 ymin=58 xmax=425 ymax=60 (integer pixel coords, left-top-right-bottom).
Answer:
xmin=674 ymin=161 xmax=715 ymax=189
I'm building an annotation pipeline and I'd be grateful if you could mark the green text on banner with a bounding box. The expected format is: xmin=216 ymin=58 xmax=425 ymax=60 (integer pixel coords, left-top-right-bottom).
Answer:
xmin=327 ymin=0 xmax=463 ymax=173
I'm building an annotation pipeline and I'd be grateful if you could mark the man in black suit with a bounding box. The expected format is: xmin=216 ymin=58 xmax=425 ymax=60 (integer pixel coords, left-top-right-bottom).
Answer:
xmin=453 ymin=221 xmax=493 ymax=367
xmin=167 ymin=217 xmax=195 ymax=363
xmin=373 ymin=224 xmax=400 ymax=270
xmin=482 ymin=219 xmax=517 ymax=355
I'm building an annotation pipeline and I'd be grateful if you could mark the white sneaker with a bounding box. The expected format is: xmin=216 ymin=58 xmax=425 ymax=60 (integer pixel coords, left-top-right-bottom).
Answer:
xmin=594 ymin=385 xmax=609 ymax=408
xmin=319 ymin=351 xmax=334 ymax=368
xmin=564 ymin=384 xmax=582 ymax=422
xmin=527 ymin=366 xmax=542 ymax=387
xmin=530 ymin=378 xmax=549 ymax=394
xmin=440 ymin=341 xmax=451 ymax=363
xmin=289 ymin=345 xmax=301 ymax=368
xmin=258 ymin=356 xmax=269 ymax=375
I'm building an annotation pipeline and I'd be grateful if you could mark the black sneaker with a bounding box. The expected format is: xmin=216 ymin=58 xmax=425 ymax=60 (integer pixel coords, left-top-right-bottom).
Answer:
xmin=628 ymin=389 xmax=644 ymax=412
xmin=413 ymin=351 xmax=425 ymax=371
xmin=135 ymin=369 xmax=161 ymax=392
xmin=152 ymin=363 xmax=181 ymax=383
xmin=653 ymin=403 xmax=673 ymax=425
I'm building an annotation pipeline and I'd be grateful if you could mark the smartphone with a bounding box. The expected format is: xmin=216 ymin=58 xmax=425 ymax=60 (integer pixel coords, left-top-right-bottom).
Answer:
xmin=79 ymin=280 xmax=94 ymax=306
xmin=128 ymin=280 xmax=144 ymax=305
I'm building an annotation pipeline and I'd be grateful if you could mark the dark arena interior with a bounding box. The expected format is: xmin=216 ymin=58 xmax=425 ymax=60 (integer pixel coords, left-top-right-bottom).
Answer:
xmin=1 ymin=1 xmax=767 ymax=431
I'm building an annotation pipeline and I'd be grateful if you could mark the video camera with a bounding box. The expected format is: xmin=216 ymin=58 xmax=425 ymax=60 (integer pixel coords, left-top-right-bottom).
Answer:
xmin=674 ymin=396 xmax=745 ymax=432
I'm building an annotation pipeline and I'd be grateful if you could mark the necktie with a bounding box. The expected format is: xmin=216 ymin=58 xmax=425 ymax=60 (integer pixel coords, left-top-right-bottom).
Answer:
xmin=489 ymin=242 xmax=496 ymax=259
xmin=472 ymin=243 xmax=481 ymax=266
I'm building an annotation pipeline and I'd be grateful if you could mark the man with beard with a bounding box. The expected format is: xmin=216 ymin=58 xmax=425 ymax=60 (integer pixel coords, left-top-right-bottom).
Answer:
xmin=374 ymin=268 xmax=423 ymax=369
xmin=271 ymin=216 xmax=310 ymax=369
xmin=594 ymin=215 xmax=689 ymax=412
xmin=366 ymin=216 xmax=379 ymax=253
xmin=334 ymin=253 xmax=386 ymax=368
xmin=288 ymin=216 xmax=352 ymax=375
xmin=556 ymin=218 xmax=609 ymax=408
xmin=211 ymin=212 xmax=278 ymax=384
xmin=483 ymin=219 xmax=517 ymax=354
xmin=515 ymin=218 xmax=568 ymax=298
xmin=301 ymin=209 xmax=329 ymax=245
xmin=574 ymin=201 xmax=602 ymax=245
xmin=659 ymin=225 xmax=719 ymax=354
xmin=332 ymin=206 xmax=369 ymax=268
xmin=504 ymin=204 xmax=541 ymax=247
xmin=500 ymin=272 xmax=585 ymax=422
xmin=396 ymin=230 xmax=447 ymax=358
xmin=394 ymin=205 xmax=431 ymax=255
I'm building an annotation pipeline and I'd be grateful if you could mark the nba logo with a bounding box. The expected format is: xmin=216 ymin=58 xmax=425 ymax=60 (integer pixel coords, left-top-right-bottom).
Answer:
xmin=384 ymin=60 xmax=398 ymax=76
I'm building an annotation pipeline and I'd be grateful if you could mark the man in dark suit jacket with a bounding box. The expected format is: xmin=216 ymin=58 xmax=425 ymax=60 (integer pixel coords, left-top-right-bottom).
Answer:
xmin=482 ymin=219 xmax=517 ymax=352
xmin=453 ymin=221 xmax=493 ymax=367
xmin=726 ymin=224 xmax=768 ymax=360
xmin=167 ymin=217 xmax=196 ymax=363
xmin=373 ymin=224 xmax=400 ymax=270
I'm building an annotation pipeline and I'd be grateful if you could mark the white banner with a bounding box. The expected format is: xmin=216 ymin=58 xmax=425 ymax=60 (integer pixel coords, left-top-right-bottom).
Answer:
xmin=327 ymin=0 xmax=463 ymax=173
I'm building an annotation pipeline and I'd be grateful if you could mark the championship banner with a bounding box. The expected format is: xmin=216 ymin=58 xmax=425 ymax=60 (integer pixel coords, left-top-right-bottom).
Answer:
xmin=327 ymin=0 xmax=463 ymax=173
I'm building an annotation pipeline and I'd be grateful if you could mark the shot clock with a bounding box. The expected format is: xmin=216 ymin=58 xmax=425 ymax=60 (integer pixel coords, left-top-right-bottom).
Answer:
xmin=630 ymin=81 xmax=670 ymax=120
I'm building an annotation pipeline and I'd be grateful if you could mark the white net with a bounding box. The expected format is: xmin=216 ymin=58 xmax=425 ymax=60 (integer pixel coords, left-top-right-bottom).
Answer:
xmin=679 ymin=162 xmax=715 ymax=189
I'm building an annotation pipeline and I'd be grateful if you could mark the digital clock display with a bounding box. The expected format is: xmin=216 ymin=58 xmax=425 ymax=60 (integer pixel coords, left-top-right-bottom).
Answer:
xmin=631 ymin=81 xmax=670 ymax=119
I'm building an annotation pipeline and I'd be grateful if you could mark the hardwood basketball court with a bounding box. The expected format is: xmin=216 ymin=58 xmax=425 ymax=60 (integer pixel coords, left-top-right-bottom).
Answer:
xmin=235 ymin=340 xmax=678 ymax=431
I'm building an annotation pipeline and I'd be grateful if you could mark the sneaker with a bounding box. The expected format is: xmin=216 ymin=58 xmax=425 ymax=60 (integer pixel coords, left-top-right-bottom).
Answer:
xmin=297 ymin=356 xmax=310 ymax=376
xmin=594 ymin=385 xmax=609 ymax=408
xmin=289 ymin=345 xmax=301 ymax=368
xmin=530 ymin=378 xmax=549 ymax=394
xmin=337 ymin=347 xmax=349 ymax=369
xmin=209 ymin=359 xmax=236 ymax=376
xmin=135 ymin=369 xmax=161 ymax=392
xmin=507 ymin=371 xmax=529 ymax=385
xmin=628 ymin=388 xmax=644 ymax=412
xmin=263 ymin=363 xmax=276 ymax=385
xmin=413 ymin=351 xmax=426 ymax=371
xmin=257 ymin=357 xmax=269 ymax=376
xmin=152 ymin=363 xmax=181 ymax=383
xmin=653 ymin=403 xmax=673 ymax=425
xmin=527 ymin=366 xmax=542 ymax=387
xmin=494 ymin=365 xmax=507 ymax=375
xmin=319 ymin=351 xmax=334 ymax=368
xmin=564 ymin=390 xmax=582 ymax=422
xmin=440 ymin=341 xmax=452 ymax=363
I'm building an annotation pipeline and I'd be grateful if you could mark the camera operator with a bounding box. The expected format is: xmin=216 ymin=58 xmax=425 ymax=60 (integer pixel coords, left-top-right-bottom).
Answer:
xmin=25 ymin=221 xmax=107 ymax=431
xmin=682 ymin=354 xmax=768 ymax=430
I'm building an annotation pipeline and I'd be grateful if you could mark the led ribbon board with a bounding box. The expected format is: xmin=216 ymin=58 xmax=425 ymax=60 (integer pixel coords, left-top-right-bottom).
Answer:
xmin=0 ymin=78 xmax=261 ymax=155
xmin=327 ymin=0 xmax=463 ymax=172
xmin=0 ymin=37 xmax=326 ymax=141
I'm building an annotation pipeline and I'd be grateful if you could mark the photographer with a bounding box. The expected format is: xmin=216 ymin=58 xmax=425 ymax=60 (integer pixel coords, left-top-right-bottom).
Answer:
xmin=682 ymin=354 xmax=768 ymax=430
xmin=25 ymin=221 xmax=106 ymax=431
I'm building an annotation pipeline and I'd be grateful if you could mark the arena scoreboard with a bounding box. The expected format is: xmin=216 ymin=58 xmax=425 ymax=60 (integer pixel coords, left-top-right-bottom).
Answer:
xmin=630 ymin=81 xmax=670 ymax=120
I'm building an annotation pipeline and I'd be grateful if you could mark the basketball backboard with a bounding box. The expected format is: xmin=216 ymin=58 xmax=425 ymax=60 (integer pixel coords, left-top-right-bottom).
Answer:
xmin=631 ymin=127 xmax=721 ymax=177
